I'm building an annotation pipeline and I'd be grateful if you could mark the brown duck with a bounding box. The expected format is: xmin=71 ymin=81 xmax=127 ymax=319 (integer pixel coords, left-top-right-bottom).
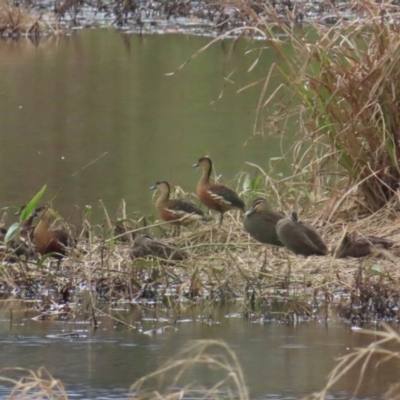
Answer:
xmin=193 ymin=156 xmax=245 ymax=226
xmin=130 ymin=234 xmax=188 ymax=261
xmin=332 ymin=232 xmax=394 ymax=258
xmin=243 ymin=198 xmax=284 ymax=246
xmin=32 ymin=205 xmax=73 ymax=266
xmin=150 ymin=181 xmax=205 ymax=235
xmin=276 ymin=211 xmax=328 ymax=256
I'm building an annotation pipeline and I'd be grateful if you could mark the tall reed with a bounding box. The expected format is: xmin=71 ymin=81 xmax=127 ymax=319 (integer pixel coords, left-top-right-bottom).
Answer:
xmin=220 ymin=1 xmax=400 ymax=213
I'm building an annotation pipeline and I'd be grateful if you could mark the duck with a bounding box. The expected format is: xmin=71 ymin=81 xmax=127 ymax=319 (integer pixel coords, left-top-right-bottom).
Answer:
xmin=130 ymin=234 xmax=188 ymax=261
xmin=243 ymin=198 xmax=284 ymax=246
xmin=332 ymin=232 xmax=394 ymax=258
xmin=32 ymin=204 xmax=73 ymax=266
xmin=276 ymin=210 xmax=328 ymax=256
xmin=150 ymin=181 xmax=205 ymax=235
xmin=193 ymin=156 xmax=245 ymax=226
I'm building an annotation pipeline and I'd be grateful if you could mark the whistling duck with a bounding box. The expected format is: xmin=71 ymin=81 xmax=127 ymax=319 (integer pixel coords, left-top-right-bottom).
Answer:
xmin=332 ymin=232 xmax=394 ymax=258
xmin=130 ymin=234 xmax=188 ymax=261
xmin=32 ymin=205 xmax=72 ymax=266
xmin=193 ymin=156 xmax=245 ymax=226
xmin=150 ymin=181 xmax=205 ymax=235
xmin=243 ymin=198 xmax=284 ymax=246
xmin=276 ymin=211 xmax=328 ymax=256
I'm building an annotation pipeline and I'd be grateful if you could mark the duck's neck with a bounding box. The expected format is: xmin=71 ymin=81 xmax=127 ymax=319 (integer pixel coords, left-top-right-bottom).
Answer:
xmin=37 ymin=211 xmax=52 ymax=229
xmin=259 ymin=203 xmax=271 ymax=213
xmin=156 ymin=188 xmax=170 ymax=207
xmin=200 ymin=163 xmax=212 ymax=186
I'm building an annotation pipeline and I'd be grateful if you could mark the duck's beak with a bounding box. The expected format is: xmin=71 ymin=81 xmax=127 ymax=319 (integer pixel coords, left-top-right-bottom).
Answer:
xmin=192 ymin=162 xmax=199 ymax=168
xmin=149 ymin=185 xmax=157 ymax=190
xmin=244 ymin=207 xmax=255 ymax=217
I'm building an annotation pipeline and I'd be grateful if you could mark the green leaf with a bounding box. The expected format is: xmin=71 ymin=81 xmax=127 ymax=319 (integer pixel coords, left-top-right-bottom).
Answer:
xmin=367 ymin=264 xmax=384 ymax=276
xmin=5 ymin=222 xmax=21 ymax=244
xmin=131 ymin=259 xmax=155 ymax=267
xmin=242 ymin=173 xmax=251 ymax=192
xmin=37 ymin=252 xmax=60 ymax=267
xmin=19 ymin=184 xmax=47 ymax=222
xmin=211 ymin=266 xmax=225 ymax=274
xmin=109 ymin=230 xmax=115 ymax=251
xmin=84 ymin=205 xmax=92 ymax=218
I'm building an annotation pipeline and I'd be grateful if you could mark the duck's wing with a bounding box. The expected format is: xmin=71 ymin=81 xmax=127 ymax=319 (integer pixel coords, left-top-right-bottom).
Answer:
xmin=299 ymin=223 xmax=328 ymax=254
xmin=208 ymin=184 xmax=245 ymax=211
xmin=167 ymin=199 xmax=204 ymax=219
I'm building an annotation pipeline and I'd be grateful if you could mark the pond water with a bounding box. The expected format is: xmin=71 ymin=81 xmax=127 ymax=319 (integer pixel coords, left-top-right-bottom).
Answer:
xmin=0 ymin=30 xmax=291 ymax=223
xmin=0 ymin=305 xmax=398 ymax=399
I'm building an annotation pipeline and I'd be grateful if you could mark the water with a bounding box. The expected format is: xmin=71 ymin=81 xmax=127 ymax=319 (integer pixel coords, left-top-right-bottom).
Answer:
xmin=0 ymin=30 xmax=291 ymax=224
xmin=0 ymin=305 xmax=398 ymax=399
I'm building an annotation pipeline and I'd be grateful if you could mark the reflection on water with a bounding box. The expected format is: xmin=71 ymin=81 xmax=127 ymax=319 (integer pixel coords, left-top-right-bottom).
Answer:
xmin=0 ymin=305 xmax=398 ymax=399
xmin=0 ymin=31 xmax=291 ymax=223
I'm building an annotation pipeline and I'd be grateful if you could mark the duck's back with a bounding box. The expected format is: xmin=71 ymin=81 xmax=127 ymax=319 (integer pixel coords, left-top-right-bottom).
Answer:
xmin=298 ymin=222 xmax=328 ymax=255
xmin=276 ymin=218 xmax=327 ymax=256
xmin=244 ymin=211 xmax=284 ymax=246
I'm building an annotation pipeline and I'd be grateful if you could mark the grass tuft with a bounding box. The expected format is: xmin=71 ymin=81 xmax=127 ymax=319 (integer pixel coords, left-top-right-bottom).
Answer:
xmin=0 ymin=0 xmax=62 ymax=36
xmin=130 ymin=340 xmax=249 ymax=400
xmin=205 ymin=0 xmax=400 ymax=216
xmin=0 ymin=367 xmax=68 ymax=399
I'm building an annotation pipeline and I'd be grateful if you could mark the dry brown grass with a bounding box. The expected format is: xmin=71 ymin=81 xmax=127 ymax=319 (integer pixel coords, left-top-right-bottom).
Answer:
xmin=180 ymin=0 xmax=400 ymax=216
xmin=0 ymin=367 xmax=68 ymax=399
xmin=1 ymin=192 xmax=399 ymax=326
xmin=129 ymin=340 xmax=249 ymax=399
xmin=0 ymin=0 xmax=62 ymax=36
xmin=0 ymin=340 xmax=248 ymax=400
xmin=304 ymin=324 xmax=400 ymax=400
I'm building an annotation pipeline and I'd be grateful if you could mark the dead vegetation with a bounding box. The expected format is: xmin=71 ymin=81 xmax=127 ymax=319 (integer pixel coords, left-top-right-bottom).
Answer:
xmin=305 ymin=324 xmax=400 ymax=400
xmin=0 ymin=186 xmax=399 ymax=327
xmin=207 ymin=0 xmax=400 ymax=214
xmin=0 ymin=0 xmax=62 ymax=36
xmin=0 ymin=367 xmax=68 ymax=399
xmin=1 ymin=0 xmax=400 ymax=325
xmin=0 ymin=341 xmax=248 ymax=399
xmin=0 ymin=0 xmax=397 ymax=36
xmin=129 ymin=340 xmax=249 ymax=399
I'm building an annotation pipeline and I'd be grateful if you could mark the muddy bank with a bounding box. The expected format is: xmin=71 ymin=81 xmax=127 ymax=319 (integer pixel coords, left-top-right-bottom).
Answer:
xmin=0 ymin=0 xmax=387 ymax=37
xmin=1 ymin=202 xmax=400 ymax=328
